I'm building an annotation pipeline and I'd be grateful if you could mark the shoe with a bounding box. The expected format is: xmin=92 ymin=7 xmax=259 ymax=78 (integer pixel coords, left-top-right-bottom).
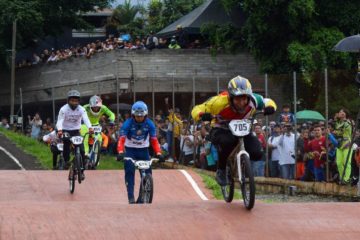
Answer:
xmin=128 ymin=197 xmax=135 ymax=204
xmin=216 ymin=169 xmax=227 ymax=186
xmin=136 ymin=197 xmax=143 ymax=204
xmin=81 ymin=170 xmax=85 ymax=181
xmin=166 ymin=158 xmax=174 ymax=163
xmin=64 ymin=161 xmax=71 ymax=170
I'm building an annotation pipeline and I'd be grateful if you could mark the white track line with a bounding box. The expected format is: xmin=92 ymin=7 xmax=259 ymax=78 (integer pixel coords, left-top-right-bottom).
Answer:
xmin=179 ymin=170 xmax=208 ymax=201
xmin=0 ymin=146 xmax=25 ymax=170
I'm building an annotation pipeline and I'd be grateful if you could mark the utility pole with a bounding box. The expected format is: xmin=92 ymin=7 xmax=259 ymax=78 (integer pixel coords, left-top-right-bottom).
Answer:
xmin=10 ymin=19 xmax=17 ymax=124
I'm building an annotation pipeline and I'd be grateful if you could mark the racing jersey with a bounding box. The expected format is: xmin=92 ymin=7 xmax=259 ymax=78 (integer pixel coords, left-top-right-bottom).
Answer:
xmin=117 ymin=118 xmax=161 ymax=154
xmin=42 ymin=130 xmax=57 ymax=144
xmin=191 ymin=91 xmax=275 ymax=123
xmin=83 ymin=104 xmax=115 ymax=125
xmin=56 ymin=104 xmax=92 ymax=131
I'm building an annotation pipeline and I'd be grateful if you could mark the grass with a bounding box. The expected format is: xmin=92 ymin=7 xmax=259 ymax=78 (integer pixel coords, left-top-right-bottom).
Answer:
xmin=0 ymin=128 xmax=123 ymax=170
xmin=198 ymin=171 xmax=241 ymax=200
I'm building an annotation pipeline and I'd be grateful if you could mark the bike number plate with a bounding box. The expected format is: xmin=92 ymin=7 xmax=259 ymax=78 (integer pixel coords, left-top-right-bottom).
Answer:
xmin=135 ymin=161 xmax=150 ymax=170
xmin=57 ymin=143 xmax=64 ymax=151
xmin=229 ymin=120 xmax=251 ymax=137
xmin=93 ymin=126 xmax=102 ymax=133
xmin=71 ymin=136 xmax=83 ymax=145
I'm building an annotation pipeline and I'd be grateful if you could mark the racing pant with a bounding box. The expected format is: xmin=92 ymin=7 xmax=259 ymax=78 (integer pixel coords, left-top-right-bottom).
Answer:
xmin=336 ymin=147 xmax=353 ymax=182
xmin=124 ymin=147 xmax=152 ymax=200
xmin=50 ymin=144 xmax=61 ymax=168
xmin=63 ymin=130 xmax=85 ymax=167
xmin=209 ymin=128 xmax=263 ymax=170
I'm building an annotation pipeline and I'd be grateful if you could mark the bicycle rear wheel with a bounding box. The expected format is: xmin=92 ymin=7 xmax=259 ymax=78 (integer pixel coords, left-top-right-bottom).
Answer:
xmin=221 ymin=163 xmax=234 ymax=203
xmin=141 ymin=175 xmax=154 ymax=204
xmin=240 ymin=154 xmax=255 ymax=210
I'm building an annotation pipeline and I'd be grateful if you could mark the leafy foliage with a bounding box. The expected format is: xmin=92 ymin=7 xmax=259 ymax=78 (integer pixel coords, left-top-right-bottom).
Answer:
xmin=200 ymin=23 xmax=243 ymax=54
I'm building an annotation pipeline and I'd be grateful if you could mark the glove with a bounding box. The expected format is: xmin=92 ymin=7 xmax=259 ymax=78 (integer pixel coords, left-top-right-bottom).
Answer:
xmin=200 ymin=112 xmax=213 ymax=122
xmin=157 ymin=154 xmax=165 ymax=163
xmin=117 ymin=152 xmax=124 ymax=161
xmin=57 ymin=130 xmax=63 ymax=138
xmin=89 ymin=128 xmax=94 ymax=135
xmin=264 ymin=107 xmax=275 ymax=116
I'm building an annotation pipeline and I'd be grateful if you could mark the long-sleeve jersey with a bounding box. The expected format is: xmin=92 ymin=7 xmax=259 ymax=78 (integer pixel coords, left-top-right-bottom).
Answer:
xmin=117 ymin=118 xmax=161 ymax=154
xmin=56 ymin=104 xmax=92 ymax=131
xmin=191 ymin=91 xmax=276 ymax=123
xmin=83 ymin=104 xmax=115 ymax=125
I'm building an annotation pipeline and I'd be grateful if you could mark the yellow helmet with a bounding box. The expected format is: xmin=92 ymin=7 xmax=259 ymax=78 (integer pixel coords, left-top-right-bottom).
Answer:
xmin=228 ymin=76 xmax=252 ymax=97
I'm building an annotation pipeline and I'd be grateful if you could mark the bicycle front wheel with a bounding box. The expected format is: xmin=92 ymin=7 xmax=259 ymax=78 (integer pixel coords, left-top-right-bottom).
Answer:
xmin=75 ymin=149 xmax=82 ymax=184
xmin=69 ymin=164 xmax=75 ymax=194
xmin=141 ymin=175 xmax=154 ymax=204
xmin=240 ymin=154 xmax=255 ymax=210
xmin=221 ymin=163 xmax=234 ymax=203
xmin=93 ymin=141 xmax=100 ymax=168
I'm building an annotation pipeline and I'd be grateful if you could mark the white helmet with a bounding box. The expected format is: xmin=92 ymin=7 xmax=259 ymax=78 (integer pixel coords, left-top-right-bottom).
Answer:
xmin=89 ymin=95 xmax=102 ymax=115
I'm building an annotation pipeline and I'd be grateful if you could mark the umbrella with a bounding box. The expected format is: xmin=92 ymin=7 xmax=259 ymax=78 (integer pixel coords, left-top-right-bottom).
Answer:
xmin=333 ymin=34 xmax=360 ymax=52
xmin=109 ymin=103 xmax=132 ymax=111
xmin=296 ymin=110 xmax=325 ymax=122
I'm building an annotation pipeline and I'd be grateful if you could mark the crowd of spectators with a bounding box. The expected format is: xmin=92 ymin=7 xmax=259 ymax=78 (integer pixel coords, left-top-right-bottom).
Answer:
xmin=3 ymin=100 xmax=359 ymax=187
xmin=17 ymin=26 xmax=206 ymax=68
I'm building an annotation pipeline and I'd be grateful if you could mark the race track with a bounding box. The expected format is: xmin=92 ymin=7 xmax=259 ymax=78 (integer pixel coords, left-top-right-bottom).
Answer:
xmin=0 ymin=170 xmax=359 ymax=240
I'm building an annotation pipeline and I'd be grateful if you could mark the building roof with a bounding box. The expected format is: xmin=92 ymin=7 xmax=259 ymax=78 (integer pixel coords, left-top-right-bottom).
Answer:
xmin=157 ymin=0 xmax=244 ymax=37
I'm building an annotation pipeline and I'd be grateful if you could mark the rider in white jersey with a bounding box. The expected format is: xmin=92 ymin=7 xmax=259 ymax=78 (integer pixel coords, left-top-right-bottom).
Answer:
xmin=56 ymin=90 xmax=93 ymax=178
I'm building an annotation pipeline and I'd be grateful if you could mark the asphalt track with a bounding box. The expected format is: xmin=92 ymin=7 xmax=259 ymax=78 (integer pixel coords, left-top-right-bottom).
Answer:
xmin=0 ymin=170 xmax=360 ymax=240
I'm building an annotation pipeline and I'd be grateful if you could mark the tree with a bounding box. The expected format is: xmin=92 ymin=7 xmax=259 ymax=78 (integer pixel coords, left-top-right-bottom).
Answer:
xmin=0 ymin=0 xmax=112 ymax=67
xmin=109 ymin=0 xmax=144 ymax=35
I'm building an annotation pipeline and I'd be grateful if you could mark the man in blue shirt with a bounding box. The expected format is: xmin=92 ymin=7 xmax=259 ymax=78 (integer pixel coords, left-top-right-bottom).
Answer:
xmin=117 ymin=101 xmax=163 ymax=204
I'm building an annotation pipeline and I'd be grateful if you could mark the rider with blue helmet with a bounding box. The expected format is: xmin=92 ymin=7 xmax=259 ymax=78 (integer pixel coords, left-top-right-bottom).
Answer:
xmin=117 ymin=101 xmax=163 ymax=204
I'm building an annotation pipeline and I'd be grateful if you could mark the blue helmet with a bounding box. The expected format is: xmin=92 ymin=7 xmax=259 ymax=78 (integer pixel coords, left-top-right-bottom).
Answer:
xmin=131 ymin=101 xmax=148 ymax=117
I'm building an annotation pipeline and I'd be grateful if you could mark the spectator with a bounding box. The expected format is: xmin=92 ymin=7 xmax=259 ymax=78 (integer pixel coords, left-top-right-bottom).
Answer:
xmin=47 ymin=52 xmax=58 ymax=63
xmin=158 ymin=38 xmax=168 ymax=49
xmin=42 ymin=49 xmax=50 ymax=63
xmin=28 ymin=113 xmax=42 ymax=139
xmin=175 ymin=25 xmax=188 ymax=48
xmin=278 ymin=123 xmax=298 ymax=179
xmin=32 ymin=53 xmax=41 ymax=65
xmin=160 ymin=137 xmax=169 ymax=160
xmin=333 ymin=108 xmax=353 ymax=183
xmin=297 ymin=128 xmax=310 ymax=180
xmin=180 ymin=128 xmax=194 ymax=166
xmin=252 ymin=124 xmax=266 ymax=177
xmin=146 ymin=31 xmax=159 ymax=50
xmin=268 ymin=123 xmax=282 ymax=177
xmin=204 ymin=134 xmax=218 ymax=171
xmin=39 ymin=123 xmax=50 ymax=141
xmin=0 ymin=118 xmax=10 ymax=129
xmin=168 ymin=37 xmax=181 ymax=49
xmin=278 ymin=104 xmax=295 ymax=124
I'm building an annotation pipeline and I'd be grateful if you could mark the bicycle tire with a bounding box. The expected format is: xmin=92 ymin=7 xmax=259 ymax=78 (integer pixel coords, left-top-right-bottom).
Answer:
xmin=141 ymin=175 xmax=154 ymax=204
xmin=58 ymin=154 xmax=65 ymax=170
xmin=240 ymin=154 xmax=255 ymax=210
xmin=93 ymin=141 xmax=100 ymax=168
xmin=75 ymin=148 xmax=82 ymax=184
xmin=221 ymin=163 xmax=234 ymax=203
xmin=69 ymin=164 xmax=75 ymax=194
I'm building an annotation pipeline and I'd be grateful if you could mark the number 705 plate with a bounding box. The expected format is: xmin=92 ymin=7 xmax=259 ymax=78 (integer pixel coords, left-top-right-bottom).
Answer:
xmin=229 ymin=119 xmax=251 ymax=137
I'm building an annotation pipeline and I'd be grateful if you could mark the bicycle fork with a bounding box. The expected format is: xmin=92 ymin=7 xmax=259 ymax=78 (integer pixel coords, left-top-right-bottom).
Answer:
xmin=236 ymin=138 xmax=250 ymax=184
